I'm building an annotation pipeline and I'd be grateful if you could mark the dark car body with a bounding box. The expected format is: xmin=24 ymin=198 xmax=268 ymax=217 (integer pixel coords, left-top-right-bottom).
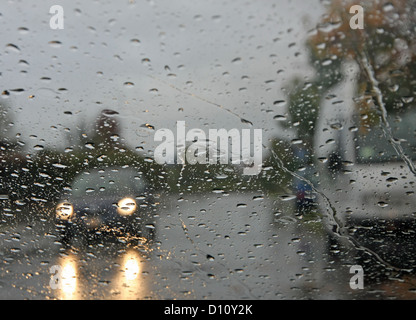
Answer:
xmin=55 ymin=167 xmax=155 ymax=245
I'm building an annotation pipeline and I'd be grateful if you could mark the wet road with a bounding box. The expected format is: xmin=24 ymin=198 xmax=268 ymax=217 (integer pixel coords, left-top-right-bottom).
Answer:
xmin=0 ymin=193 xmax=414 ymax=300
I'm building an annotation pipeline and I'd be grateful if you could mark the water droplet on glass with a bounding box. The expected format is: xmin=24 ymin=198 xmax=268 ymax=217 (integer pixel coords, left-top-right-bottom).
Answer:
xmin=102 ymin=109 xmax=119 ymax=117
xmin=124 ymin=82 xmax=134 ymax=88
xmin=273 ymin=115 xmax=287 ymax=121
xmin=48 ymin=40 xmax=62 ymax=48
xmin=18 ymin=27 xmax=29 ymax=34
xmin=206 ymin=254 xmax=215 ymax=261
xmin=6 ymin=43 xmax=20 ymax=52
xmin=377 ymin=201 xmax=389 ymax=208
xmin=85 ymin=142 xmax=95 ymax=150
xmin=383 ymin=3 xmax=395 ymax=12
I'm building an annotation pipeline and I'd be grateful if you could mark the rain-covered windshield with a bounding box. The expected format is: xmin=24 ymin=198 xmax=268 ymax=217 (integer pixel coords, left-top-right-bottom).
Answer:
xmin=1 ymin=0 xmax=416 ymax=303
xmin=71 ymin=168 xmax=147 ymax=197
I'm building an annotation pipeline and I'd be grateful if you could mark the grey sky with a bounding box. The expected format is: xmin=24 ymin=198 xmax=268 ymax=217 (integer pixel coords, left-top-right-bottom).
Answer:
xmin=0 ymin=0 xmax=326 ymax=156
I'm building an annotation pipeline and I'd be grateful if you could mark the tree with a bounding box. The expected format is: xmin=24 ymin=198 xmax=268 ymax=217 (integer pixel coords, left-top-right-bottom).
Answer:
xmin=283 ymin=0 xmax=416 ymax=160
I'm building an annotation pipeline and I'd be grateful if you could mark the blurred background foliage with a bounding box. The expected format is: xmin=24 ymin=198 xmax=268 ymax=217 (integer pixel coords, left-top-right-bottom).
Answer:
xmin=266 ymin=0 xmax=416 ymax=179
xmin=1 ymin=0 xmax=415 ymax=219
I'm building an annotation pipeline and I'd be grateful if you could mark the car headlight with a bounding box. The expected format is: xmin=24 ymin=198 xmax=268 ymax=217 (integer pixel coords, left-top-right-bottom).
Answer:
xmin=56 ymin=202 xmax=74 ymax=220
xmin=117 ymin=197 xmax=137 ymax=216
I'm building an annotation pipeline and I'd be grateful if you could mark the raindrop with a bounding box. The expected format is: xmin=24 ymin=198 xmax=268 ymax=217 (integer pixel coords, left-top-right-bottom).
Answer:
xmin=48 ymin=40 xmax=62 ymax=48
xmin=212 ymin=14 xmax=221 ymax=22
xmin=85 ymin=143 xmax=95 ymax=150
xmin=141 ymin=123 xmax=155 ymax=130
xmin=18 ymin=60 xmax=29 ymax=66
xmin=240 ymin=118 xmax=253 ymax=126
xmin=273 ymin=100 xmax=286 ymax=107
xmin=273 ymin=115 xmax=287 ymax=121
xmin=124 ymin=82 xmax=134 ymax=88
xmin=52 ymin=163 xmax=67 ymax=169
xmin=388 ymin=84 xmax=399 ymax=92
xmin=130 ymin=38 xmax=141 ymax=45
xmin=6 ymin=43 xmax=20 ymax=52
xmin=330 ymin=123 xmax=343 ymax=130
xmin=377 ymin=201 xmax=389 ymax=208
xmin=382 ymin=2 xmax=395 ymax=12
xmin=10 ymin=88 xmax=25 ymax=94
xmin=291 ymin=139 xmax=303 ymax=145
xmin=206 ymin=254 xmax=215 ymax=261
xmin=280 ymin=194 xmax=297 ymax=201
xmin=18 ymin=27 xmax=29 ymax=34
xmin=401 ymin=96 xmax=414 ymax=104
xmin=325 ymin=139 xmax=335 ymax=145
xmin=317 ymin=21 xmax=342 ymax=33
xmin=321 ymin=59 xmax=332 ymax=66
xmin=142 ymin=58 xmax=151 ymax=65
xmin=102 ymin=109 xmax=119 ymax=116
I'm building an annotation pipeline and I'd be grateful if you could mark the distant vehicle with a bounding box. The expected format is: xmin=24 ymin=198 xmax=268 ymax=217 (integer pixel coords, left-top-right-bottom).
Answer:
xmin=292 ymin=146 xmax=317 ymax=213
xmin=314 ymin=63 xmax=416 ymax=238
xmin=55 ymin=167 xmax=156 ymax=245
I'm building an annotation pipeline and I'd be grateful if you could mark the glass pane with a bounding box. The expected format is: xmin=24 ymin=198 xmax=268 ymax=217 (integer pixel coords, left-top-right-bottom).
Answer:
xmin=1 ymin=0 xmax=415 ymax=301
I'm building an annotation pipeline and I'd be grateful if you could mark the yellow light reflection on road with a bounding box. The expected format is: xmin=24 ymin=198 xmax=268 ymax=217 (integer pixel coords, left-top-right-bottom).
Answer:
xmin=55 ymin=254 xmax=79 ymax=300
xmin=61 ymin=262 xmax=77 ymax=296
xmin=124 ymin=254 xmax=140 ymax=280
xmin=115 ymin=249 xmax=147 ymax=299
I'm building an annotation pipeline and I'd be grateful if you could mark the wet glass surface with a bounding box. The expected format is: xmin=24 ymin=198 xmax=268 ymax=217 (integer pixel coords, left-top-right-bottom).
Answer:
xmin=1 ymin=0 xmax=416 ymax=300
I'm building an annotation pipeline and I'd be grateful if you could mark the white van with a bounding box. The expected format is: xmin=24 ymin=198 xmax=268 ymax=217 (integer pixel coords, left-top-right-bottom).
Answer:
xmin=314 ymin=63 xmax=416 ymax=234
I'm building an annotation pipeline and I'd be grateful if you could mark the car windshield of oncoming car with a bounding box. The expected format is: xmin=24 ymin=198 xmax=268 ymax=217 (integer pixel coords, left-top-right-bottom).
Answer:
xmin=71 ymin=169 xmax=146 ymax=197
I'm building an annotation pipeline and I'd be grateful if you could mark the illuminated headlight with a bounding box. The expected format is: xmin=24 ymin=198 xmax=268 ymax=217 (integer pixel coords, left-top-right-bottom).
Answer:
xmin=117 ymin=197 xmax=137 ymax=216
xmin=56 ymin=202 xmax=74 ymax=220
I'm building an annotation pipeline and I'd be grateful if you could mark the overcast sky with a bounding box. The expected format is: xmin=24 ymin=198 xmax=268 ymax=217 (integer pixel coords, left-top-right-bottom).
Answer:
xmin=0 ymin=0 xmax=326 ymax=156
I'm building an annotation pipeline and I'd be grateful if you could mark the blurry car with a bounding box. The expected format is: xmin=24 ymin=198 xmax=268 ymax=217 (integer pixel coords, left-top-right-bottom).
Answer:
xmin=55 ymin=167 xmax=156 ymax=245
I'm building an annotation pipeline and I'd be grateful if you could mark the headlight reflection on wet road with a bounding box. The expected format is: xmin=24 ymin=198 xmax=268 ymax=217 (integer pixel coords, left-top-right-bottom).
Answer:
xmin=54 ymin=254 xmax=79 ymax=300
xmin=51 ymin=249 xmax=147 ymax=300
xmin=116 ymin=249 xmax=145 ymax=299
